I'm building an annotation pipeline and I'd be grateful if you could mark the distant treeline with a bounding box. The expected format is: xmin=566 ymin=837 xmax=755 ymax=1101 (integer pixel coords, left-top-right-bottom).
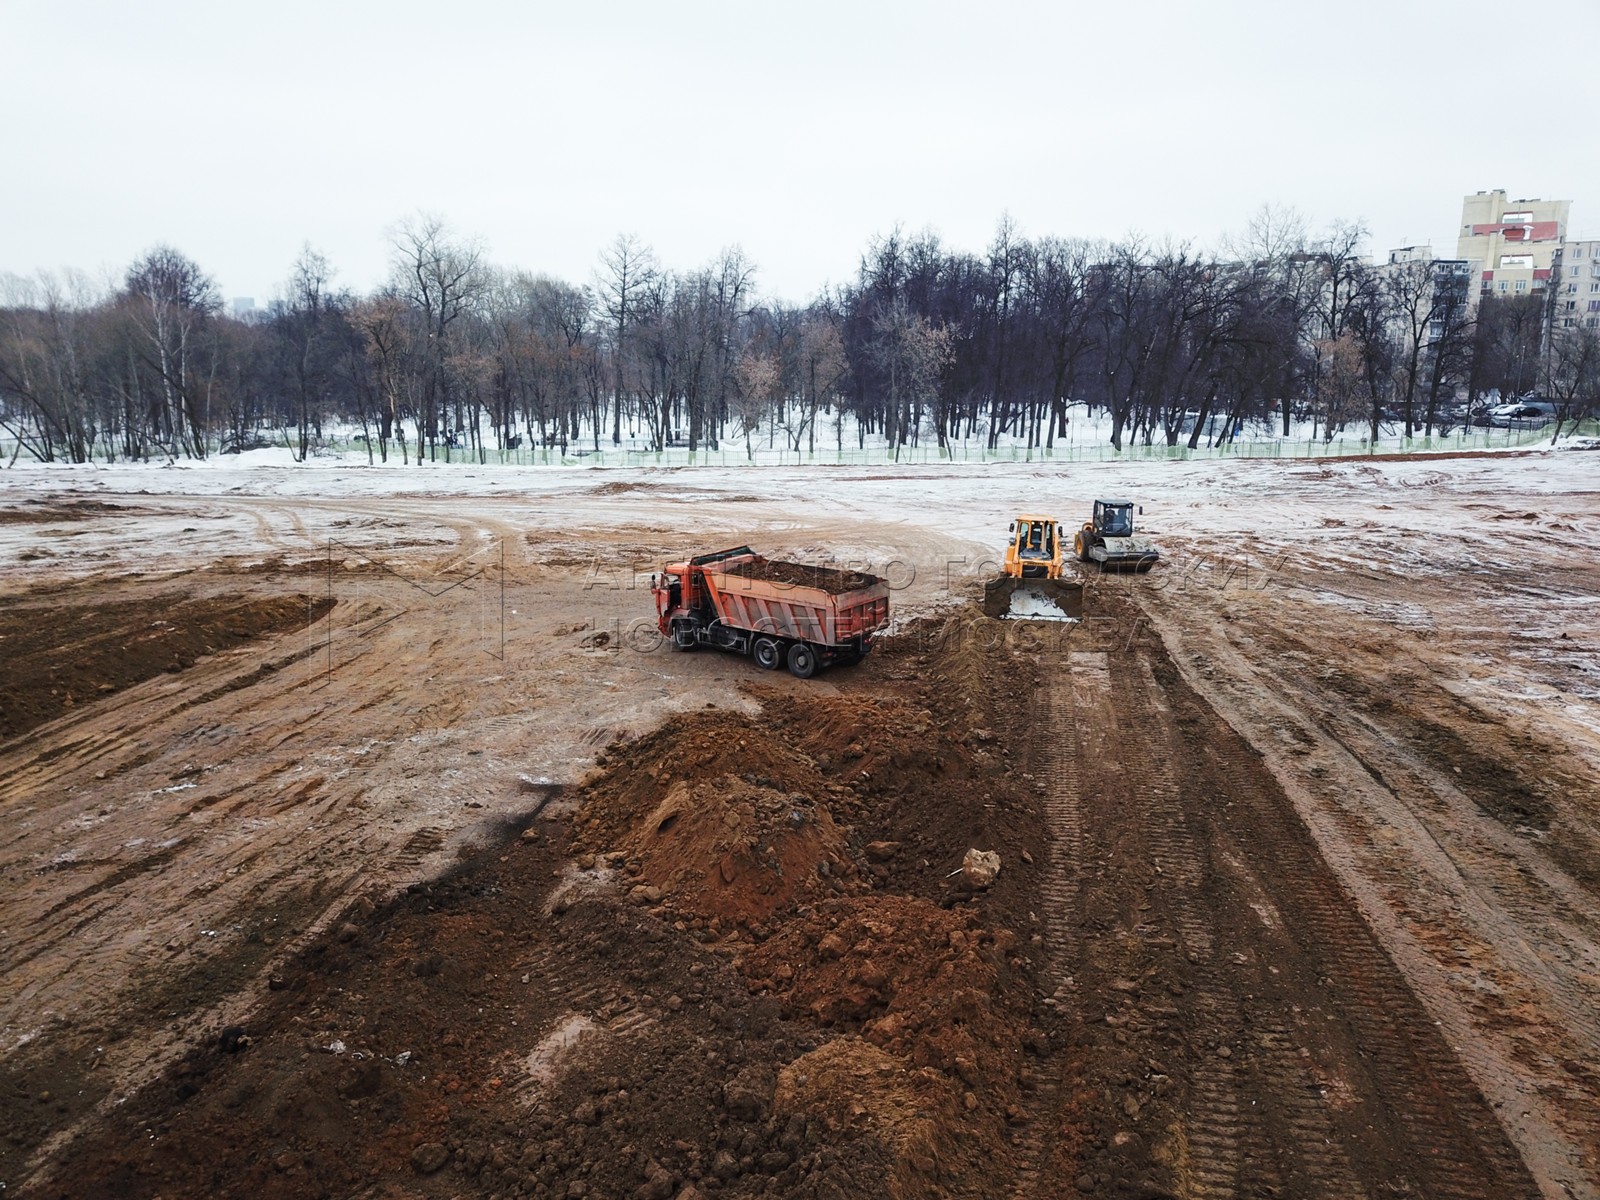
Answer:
xmin=2 ymin=212 xmax=1595 ymax=464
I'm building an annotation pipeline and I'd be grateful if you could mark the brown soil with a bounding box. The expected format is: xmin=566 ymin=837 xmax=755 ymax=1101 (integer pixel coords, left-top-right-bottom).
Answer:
xmin=28 ymin=610 xmax=1049 ymax=1200
xmin=0 ymin=497 xmax=143 ymax=524
xmin=0 ymin=590 xmax=332 ymax=741
xmin=4 ymin=470 xmax=1595 ymax=1200
xmin=716 ymin=559 xmax=880 ymax=593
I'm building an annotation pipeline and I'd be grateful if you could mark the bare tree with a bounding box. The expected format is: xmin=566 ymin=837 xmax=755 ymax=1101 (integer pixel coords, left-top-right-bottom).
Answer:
xmin=123 ymin=246 xmax=221 ymax=459
xmin=1313 ymin=333 xmax=1367 ymax=439
xmin=1542 ymin=323 xmax=1600 ymax=442
xmin=732 ymin=350 xmax=778 ymax=460
xmin=0 ymin=271 xmax=109 ymax=463
xmin=351 ymin=295 xmax=412 ymax=463
xmin=1304 ymin=220 xmax=1372 ymax=437
xmin=789 ymin=312 xmax=846 ymax=452
xmin=596 ymin=234 xmax=656 ymax=448
xmin=867 ymin=296 xmax=952 ymax=453
xmin=389 ymin=214 xmax=487 ymax=461
xmin=276 ymin=245 xmax=342 ymax=461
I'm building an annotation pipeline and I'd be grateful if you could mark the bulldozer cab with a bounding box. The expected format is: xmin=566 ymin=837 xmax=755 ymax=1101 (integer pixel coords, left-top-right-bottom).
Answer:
xmin=1012 ymin=517 xmax=1057 ymax=561
xmin=1003 ymin=514 xmax=1063 ymax=580
xmin=1094 ymin=501 xmax=1134 ymax=538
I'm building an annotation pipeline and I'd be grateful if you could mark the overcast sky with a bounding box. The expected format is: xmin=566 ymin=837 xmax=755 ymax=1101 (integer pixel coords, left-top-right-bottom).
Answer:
xmin=5 ymin=0 xmax=1599 ymax=305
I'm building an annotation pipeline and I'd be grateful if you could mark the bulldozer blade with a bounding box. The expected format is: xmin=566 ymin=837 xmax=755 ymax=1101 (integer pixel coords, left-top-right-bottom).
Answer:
xmin=982 ymin=575 xmax=1084 ymax=621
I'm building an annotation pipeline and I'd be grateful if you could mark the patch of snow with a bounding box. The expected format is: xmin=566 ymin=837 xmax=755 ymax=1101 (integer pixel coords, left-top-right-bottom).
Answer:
xmin=1006 ymin=588 xmax=1079 ymax=622
xmin=523 ymin=1013 xmax=597 ymax=1089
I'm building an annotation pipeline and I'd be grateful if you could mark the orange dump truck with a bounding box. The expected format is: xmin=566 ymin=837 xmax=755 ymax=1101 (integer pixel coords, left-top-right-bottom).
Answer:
xmin=652 ymin=546 xmax=891 ymax=678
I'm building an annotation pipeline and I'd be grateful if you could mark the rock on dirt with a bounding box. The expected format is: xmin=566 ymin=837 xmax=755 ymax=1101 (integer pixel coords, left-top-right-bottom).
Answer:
xmin=410 ymin=1141 xmax=449 ymax=1174
xmin=961 ymin=848 xmax=1001 ymax=889
xmin=722 ymin=1063 xmax=775 ymax=1121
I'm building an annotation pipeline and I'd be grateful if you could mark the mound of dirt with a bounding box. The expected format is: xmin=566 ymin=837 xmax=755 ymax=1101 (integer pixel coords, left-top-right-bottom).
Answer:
xmin=620 ymin=775 xmax=853 ymax=924
xmin=30 ymin=611 xmax=1055 ymax=1200
xmin=751 ymin=633 xmax=1047 ymax=922
xmin=774 ymin=1037 xmax=971 ymax=1200
xmin=575 ymin=710 xmax=862 ymax=927
xmin=715 ymin=558 xmax=880 ymax=594
xmin=745 ymin=895 xmax=1026 ymax=1098
xmin=0 ymin=497 xmax=140 ymax=523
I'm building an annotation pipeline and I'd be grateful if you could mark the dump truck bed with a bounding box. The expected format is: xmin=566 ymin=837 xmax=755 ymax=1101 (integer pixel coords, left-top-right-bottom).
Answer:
xmin=703 ymin=557 xmax=890 ymax=647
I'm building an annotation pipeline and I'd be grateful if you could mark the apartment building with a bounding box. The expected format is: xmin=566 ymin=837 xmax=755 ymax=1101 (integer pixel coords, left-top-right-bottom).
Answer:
xmin=1552 ymin=238 xmax=1600 ymax=329
xmin=1382 ymin=244 xmax=1474 ymax=343
xmin=1456 ymin=189 xmax=1570 ymax=300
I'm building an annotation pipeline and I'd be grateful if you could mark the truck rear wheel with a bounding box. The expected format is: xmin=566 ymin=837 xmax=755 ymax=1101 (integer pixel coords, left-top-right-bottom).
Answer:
xmin=786 ymin=642 xmax=818 ymax=679
xmin=752 ymin=637 xmax=782 ymax=670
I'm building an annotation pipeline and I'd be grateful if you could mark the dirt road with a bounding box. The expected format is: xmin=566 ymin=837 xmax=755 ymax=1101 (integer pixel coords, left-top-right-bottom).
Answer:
xmin=1 ymin=455 xmax=1595 ymax=1197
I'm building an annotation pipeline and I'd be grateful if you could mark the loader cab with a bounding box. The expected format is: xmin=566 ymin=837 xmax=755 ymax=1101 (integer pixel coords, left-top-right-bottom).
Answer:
xmin=1094 ymin=501 xmax=1135 ymax=538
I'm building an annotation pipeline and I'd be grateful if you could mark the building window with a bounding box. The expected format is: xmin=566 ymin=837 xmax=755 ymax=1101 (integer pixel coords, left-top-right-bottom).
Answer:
xmin=1516 ymin=280 xmax=1528 ymax=291
xmin=1570 ymin=283 xmax=1579 ymax=293
xmin=1568 ymin=300 xmax=1577 ymax=310
xmin=1498 ymin=281 xmax=1508 ymax=291
xmin=1589 ymin=300 xmax=1600 ymax=312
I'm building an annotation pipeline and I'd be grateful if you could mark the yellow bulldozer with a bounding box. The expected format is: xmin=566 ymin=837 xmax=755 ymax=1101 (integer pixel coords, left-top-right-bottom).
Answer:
xmin=983 ymin=514 xmax=1083 ymax=620
xmin=1003 ymin=514 xmax=1065 ymax=579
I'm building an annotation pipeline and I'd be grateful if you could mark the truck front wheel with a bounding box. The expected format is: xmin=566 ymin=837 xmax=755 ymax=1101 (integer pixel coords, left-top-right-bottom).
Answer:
xmin=786 ymin=642 xmax=818 ymax=679
xmin=752 ymin=637 xmax=782 ymax=670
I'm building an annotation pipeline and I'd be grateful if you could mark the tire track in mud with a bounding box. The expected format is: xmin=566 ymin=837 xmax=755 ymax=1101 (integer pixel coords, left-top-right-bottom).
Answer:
xmin=1007 ymin=666 xmax=1085 ymax=1198
xmin=1111 ymin=654 xmax=1361 ymax=1198
xmin=1013 ymin=591 xmax=1543 ymax=1198
xmin=1087 ymin=646 xmax=1294 ymax=1199
xmin=1111 ymin=619 xmax=1542 ymax=1199
xmin=1144 ymin=591 xmax=1600 ymax=1198
xmin=506 ymin=896 xmax=659 ymax=1109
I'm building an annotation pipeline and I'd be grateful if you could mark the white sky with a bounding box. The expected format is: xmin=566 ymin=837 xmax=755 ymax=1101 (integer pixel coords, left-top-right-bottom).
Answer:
xmin=4 ymin=0 xmax=1599 ymax=306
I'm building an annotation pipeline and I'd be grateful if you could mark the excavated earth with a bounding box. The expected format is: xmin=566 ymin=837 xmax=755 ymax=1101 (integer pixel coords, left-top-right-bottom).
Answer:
xmin=0 ymin=458 xmax=1596 ymax=1200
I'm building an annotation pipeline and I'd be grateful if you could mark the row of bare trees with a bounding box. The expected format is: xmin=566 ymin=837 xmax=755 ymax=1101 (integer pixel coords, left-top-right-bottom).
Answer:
xmin=3 ymin=211 xmax=1596 ymax=464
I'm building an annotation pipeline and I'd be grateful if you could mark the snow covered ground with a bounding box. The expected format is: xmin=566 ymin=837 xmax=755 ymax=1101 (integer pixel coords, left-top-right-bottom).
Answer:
xmin=3 ymin=402 xmax=1571 ymax=472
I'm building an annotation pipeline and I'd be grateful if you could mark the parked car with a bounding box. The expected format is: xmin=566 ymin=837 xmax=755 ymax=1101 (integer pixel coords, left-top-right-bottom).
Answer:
xmin=1487 ymin=403 xmax=1549 ymax=428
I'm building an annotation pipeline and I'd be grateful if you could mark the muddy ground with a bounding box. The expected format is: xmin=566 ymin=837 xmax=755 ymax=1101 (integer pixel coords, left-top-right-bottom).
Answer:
xmin=0 ymin=456 xmax=1596 ymax=1199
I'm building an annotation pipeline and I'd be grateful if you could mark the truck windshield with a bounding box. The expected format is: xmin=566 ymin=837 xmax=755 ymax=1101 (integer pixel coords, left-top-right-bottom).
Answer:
xmin=1101 ymin=507 xmax=1133 ymax=536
